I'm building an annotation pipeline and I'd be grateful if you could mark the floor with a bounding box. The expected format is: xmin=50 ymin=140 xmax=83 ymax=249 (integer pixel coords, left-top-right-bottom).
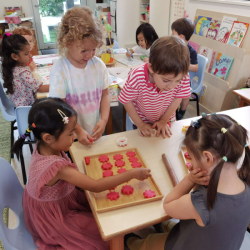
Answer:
xmin=8 ymin=102 xmax=199 ymax=242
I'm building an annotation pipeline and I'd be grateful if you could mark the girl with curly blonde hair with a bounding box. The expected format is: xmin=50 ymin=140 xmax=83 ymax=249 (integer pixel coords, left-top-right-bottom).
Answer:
xmin=49 ymin=6 xmax=110 ymax=145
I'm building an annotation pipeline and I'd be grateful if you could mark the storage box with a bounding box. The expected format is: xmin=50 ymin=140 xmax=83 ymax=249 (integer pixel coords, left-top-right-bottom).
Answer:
xmin=4 ymin=15 xmax=21 ymax=24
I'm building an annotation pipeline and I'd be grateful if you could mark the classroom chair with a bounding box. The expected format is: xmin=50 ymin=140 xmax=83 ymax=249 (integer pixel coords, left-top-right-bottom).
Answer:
xmin=15 ymin=106 xmax=35 ymax=185
xmin=0 ymin=81 xmax=17 ymax=158
xmin=113 ymin=40 xmax=120 ymax=49
xmin=240 ymin=231 xmax=250 ymax=250
xmin=189 ymin=54 xmax=208 ymax=116
xmin=0 ymin=157 xmax=37 ymax=250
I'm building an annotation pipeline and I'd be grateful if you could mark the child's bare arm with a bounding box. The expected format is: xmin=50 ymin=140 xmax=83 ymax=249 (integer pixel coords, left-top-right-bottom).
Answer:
xmin=152 ymin=98 xmax=182 ymax=137
xmin=189 ymin=64 xmax=198 ymax=72
xmin=38 ymin=84 xmax=50 ymax=92
xmin=92 ymin=88 xmax=110 ymax=140
xmin=29 ymin=61 xmax=37 ymax=72
xmin=51 ymin=166 xmax=151 ymax=193
xmin=124 ymin=101 xmax=155 ymax=137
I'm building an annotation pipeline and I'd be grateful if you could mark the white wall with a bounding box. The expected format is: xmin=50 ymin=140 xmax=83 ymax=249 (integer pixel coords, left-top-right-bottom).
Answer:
xmin=185 ymin=0 xmax=250 ymax=21
xmin=0 ymin=0 xmax=32 ymax=18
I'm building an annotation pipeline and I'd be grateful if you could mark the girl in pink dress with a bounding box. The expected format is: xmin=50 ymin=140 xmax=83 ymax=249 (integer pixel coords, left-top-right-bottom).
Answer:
xmin=12 ymin=98 xmax=151 ymax=250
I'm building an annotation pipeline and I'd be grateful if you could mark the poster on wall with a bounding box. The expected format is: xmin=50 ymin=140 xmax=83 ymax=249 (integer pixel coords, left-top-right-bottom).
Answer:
xmin=172 ymin=0 xmax=186 ymax=21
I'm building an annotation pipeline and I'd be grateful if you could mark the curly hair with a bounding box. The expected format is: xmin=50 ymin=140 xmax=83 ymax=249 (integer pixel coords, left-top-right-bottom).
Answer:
xmin=1 ymin=34 xmax=29 ymax=94
xmin=12 ymin=27 xmax=33 ymax=36
xmin=57 ymin=6 xmax=104 ymax=55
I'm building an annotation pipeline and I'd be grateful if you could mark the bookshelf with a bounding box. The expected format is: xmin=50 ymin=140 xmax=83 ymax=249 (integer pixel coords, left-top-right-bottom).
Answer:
xmin=190 ymin=9 xmax=250 ymax=112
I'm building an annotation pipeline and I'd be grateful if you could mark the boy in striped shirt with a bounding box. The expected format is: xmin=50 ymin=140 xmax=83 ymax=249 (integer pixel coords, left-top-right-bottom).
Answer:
xmin=118 ymin=36 xmax=190 ymax=138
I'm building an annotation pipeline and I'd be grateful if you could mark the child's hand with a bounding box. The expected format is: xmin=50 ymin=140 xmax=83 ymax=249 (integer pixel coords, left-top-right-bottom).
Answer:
xmin=126 ymin=52 xmax=132 ymax=58
xmin=137 ymin=122 xmax=155 ymax=137
xmin=29 ymin=61 xmax=36 ymax=72
xmin=132 ymin=168 xmax=151 ymax=181
xmin=143 ymin=57 xmax=149 ymax=63
xmin=92 ymin=120 xmax=106 ymax=141
xmin=188 ymin=166 xmax=210 ymax=186
xmin=77 ymin=129 xmax=95 ymax=146
xmin=152 ymin=120 xmax=172 ymax=138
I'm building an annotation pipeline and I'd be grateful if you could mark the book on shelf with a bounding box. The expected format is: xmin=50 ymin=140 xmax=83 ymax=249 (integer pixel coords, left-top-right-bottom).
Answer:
xmin=189 ymin=41 xmax=199 ymax=53
xmin=210 ymin=53 xmax=234 ymax=80
xmin=206 ymin=20 xmax=221 ymax=40
xmin=199 ymin=46 xmax=216 ymax=73
xmin=191 ymin=85 xmax=207 ymax=103
xmin=194 ymin=16 xmax=198 ymax=27
xmin=199 ymin=20 xmax=211 ymax=37
xmin=216 ymin=16 xmax=237 ymax=43
xmin=227 ymin=21 xmax=249 ymax=47
xmin=194 ymin=16 xmax=212 ymax=35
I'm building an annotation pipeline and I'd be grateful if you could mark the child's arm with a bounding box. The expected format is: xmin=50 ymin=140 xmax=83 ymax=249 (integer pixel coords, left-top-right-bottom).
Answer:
xmin=189 ymin=64 xmax=198 ymax=72
xmin=49 ymin=166 xmax=151 ymax=193
xmin=92 ymin=88 xmax=110 ymax=140
xmin=152 ymin=98 xmax=182 ymax=138
xmin=29 ymin=61 xmax=37 ymax=72
xmin=126 ymin=49 xmax=134 ymax=58
xmin=124 ymin=101 xmax=155 ymax=137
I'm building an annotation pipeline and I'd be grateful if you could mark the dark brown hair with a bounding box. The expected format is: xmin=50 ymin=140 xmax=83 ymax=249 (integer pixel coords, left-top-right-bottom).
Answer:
xmin=171 ymin=18 xmax=195 ymax=41
xmin=184 ymin=114 xmax=250 ymax=210
xmin=149 ymin=36 xmax=190 ymax=76
xmin=136 ymin=23 xmax=158 ymax=49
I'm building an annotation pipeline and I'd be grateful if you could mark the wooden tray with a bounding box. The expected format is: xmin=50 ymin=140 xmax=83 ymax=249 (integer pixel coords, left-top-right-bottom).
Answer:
xmin=83 ymin=148 xmax=163 ymax=213
xmin=180 ymin=146 xmax=191 ymax=173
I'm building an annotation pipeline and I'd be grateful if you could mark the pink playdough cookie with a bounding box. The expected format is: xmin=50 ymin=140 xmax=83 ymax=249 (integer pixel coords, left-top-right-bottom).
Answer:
xmin=129 ymin=157 xmax=138 ymax=162
xmin=131 ymin=162 xmax=142 ymax=168
xmin=101 ymin=162 xmax=113 ymax=170
xmin=117 ymin=168 xmax=127 ymax=174
xmin=107 ymin=191 xmax=120 ymax=201
xmin=99 ymin=155 xmax=109 ymax=163
xmin=115 ymin=160 xmax=125 ymax=167
xmin=143 ymin=190 xmax=156 ymax=198
xmin=185 ymin=162 xmax=192 ymax=169
xmin=126 ymin=151 xmax=136 ymax=157
xmin=121 ymin=185 xmax=134 ymax=195
xmin=184 ymin=152 xmax=191 ymax=160
xmin=103 ymin=170 xmax=113 ymax=178
xmin=113 ymin=154 xmax=123 ymax=160
xmin=85 ymin=157 xmax=90 ymax=165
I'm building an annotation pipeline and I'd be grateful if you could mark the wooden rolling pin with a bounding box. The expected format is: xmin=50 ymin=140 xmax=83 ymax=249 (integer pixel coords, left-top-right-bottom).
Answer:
xmin=162 ymin=153 xmax=179 ymax=187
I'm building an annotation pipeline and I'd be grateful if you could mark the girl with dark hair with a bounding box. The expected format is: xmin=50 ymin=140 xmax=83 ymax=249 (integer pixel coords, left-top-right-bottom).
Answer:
xmin=126 ymin=23 xmax=158 ymax=62
xmin=125 ymin=114 xmax=250 ymax=250
xmin=0 ymin=33 xmax=49 ymax=107
xmin=12 ymin=98 xmax=151 ymax=250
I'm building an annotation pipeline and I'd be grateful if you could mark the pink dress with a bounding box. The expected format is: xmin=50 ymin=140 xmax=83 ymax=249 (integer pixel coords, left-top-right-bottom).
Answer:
xmin=23 ymin=146 xmax=109 ymax=250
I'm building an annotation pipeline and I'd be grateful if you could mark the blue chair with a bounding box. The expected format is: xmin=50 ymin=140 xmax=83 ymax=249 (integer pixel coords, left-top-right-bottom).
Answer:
xmin=0 ymin=81 xmax=17 ymax=158
xmin=0 ymin=157 xmax=37 ymax=250
xmin=189 ymin=54 xmax=208 ymax=116
xmin=113 ymin=40 xmax=120 ymax=49
xmin=240 ymin=231 xmax=250 ymax=250
xmin=15 ymin=106 xmax=35 ymax=185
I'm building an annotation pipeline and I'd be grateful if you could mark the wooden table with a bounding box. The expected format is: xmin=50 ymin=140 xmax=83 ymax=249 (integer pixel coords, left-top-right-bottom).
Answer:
xmin=233 ymin=89 xmax=250 ymax=107
xmin=69 ymin=106 xmax=250 ymax=250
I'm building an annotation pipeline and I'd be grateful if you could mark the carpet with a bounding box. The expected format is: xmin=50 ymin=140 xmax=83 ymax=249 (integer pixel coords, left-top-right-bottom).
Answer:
xmin=0 ymin=110 xmax=11 ymax=250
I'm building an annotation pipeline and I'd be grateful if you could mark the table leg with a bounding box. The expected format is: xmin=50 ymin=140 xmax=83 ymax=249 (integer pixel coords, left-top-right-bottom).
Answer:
xmin=110 ymin=235 xmax=124 ymax=250
xmin=123 ymin=105 xmax=126 ymax=132
xmin=106 ymin=107 xmax=113 ymax=135
xmin=239 ymin=98 xmax=245 ymax=107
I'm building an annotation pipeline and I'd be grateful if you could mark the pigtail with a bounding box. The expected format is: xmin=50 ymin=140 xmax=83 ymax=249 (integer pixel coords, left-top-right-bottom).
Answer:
xmin=11 ymin=127 xmax=32 ymax=160
xmin=207 ymin=159 xmax=225 ymax=210
xmin=238 ymin=146 xmax=250 ymax=187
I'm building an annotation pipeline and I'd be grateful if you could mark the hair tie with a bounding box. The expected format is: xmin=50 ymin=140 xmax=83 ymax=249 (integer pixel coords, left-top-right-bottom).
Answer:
xmin=21 ymin=134 xmax=26 ymax=139
xmin=32 ymin=123 xmax=36 ymax=128
xmin=190 ymin=120 xmax=200 ymax=129
xmin=221 ymin=128 xmax=227 ymax=133
xmin=6 ymin=32 xmax=11 ymax=37
xmin=57 ymin=109 xmax=69 ymax=124
xmin=245 ymin=143 xmax=248 ymax=148
xmin=202 ymin=112 xmax=207 ymax=117
xmin=222 ymin=156 xmax=227 ymax=162
xmin=27 ymin=128 xmax=31 ymax=133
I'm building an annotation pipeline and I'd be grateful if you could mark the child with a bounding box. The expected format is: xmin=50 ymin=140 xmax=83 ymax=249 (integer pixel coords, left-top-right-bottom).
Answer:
xmin=1 ymin=34 xmax=49 ymax=107
xmin=125 ymin=114 xmax=250 ymax=250
xmin=12 ymin=98 xmax=151 ymax=250
xmin=171 ymin=17 xmax=198 ymax=119
xmin=12 ymin=27 xmax=37 ymax=72
xmin=126 ymin=23 xmax=158 ymax=62
xmin=49 ymin=6 xmax=110 ymax=146
xmin=119 ymin=36 xmax=190 ymax=138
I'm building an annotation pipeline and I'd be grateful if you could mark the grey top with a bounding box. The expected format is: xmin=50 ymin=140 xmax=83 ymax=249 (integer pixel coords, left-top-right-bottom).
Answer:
xmin=165 ymin=184 xmax=250 ymax=250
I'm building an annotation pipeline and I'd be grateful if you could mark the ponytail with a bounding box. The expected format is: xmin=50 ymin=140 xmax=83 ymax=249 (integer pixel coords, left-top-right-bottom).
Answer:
xmin=11 ymin=127 xmax=32 ymax=160
xmin=238 ymin=145 xmax=250 ymax=187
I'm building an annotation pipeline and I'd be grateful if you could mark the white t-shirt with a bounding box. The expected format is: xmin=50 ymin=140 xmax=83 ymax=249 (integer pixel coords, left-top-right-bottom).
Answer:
xmin=49 ymin=56 xmax=110 ymax=135
xmin=132 ymin=45 xmax=150 ymax=57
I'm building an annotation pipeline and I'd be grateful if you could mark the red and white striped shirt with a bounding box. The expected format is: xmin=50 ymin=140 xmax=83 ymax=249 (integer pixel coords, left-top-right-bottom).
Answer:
xmin=118 ymin=63 xmax=191 ymax=124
